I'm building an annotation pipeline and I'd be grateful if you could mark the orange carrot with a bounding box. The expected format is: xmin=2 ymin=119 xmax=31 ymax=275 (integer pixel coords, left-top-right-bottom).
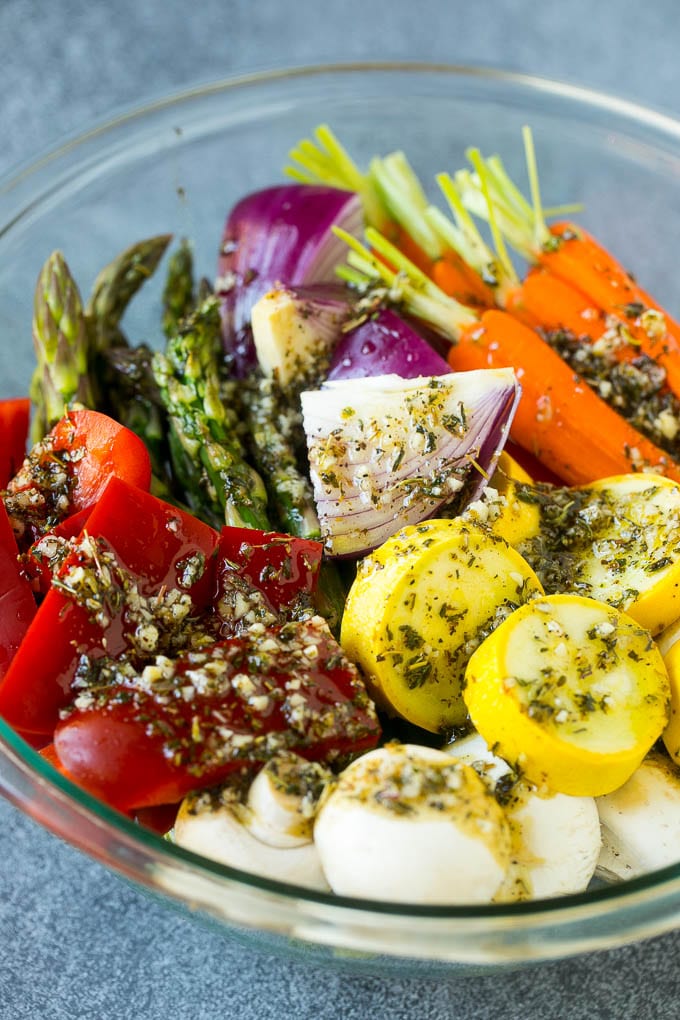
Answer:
xmin=531 ymin=222 xmax=680 ymax=397
xmin=504 ymin=267 xmax=606 ymax=337
xmin=382 ymin=222 xmax=434 ymax=275
xmin=380 ymin=226 xmax=496 ymax=307
xmin=432 ymin=251 xmax=497 ymax=308
xmin=450 ymin=309 xmax=680 ymax=486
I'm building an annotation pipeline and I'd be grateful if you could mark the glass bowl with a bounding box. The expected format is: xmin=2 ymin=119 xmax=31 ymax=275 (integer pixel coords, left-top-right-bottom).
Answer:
xmin=3 ymin=63 xmax=680 ymax=975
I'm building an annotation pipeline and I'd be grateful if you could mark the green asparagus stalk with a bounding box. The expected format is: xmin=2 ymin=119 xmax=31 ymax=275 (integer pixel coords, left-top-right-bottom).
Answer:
xmin=162 ymin=238 xmax=195 ymax=339
xmin=242 ymin=374 xmax=351 ymax=635
xmin=86 ymin=233 xmax=172 ymax=351
xmin=104 ymin=344 xmax=168 ymax=476
xmin=243 ymin=374 xmax=321 ymax=539
xmin=153 ymin=297 xmax=270 ymax=530
xmin=29 ymin=250 xmax=96 ymax=443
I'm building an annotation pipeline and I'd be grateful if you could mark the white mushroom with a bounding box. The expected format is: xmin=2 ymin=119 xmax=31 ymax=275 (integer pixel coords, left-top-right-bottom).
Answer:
xmin=174 ymin=785 xmax=329 ymax=891
xmin=313 ymin=743 xmax=511 ymax=904
xmin=596 ymin=751 xmax=680 ymax=881
xmin=245 ymin=752 xmax=331 ymax=848
xmin=449 ymin=731 xmax=601 ymax=900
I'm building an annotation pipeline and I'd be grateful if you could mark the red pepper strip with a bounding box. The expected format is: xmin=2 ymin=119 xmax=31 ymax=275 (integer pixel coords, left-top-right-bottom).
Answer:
xmin=0 ymin=397 xmax=30 ymax=490
xmin=216 ymin=527 xmax=323 ymax=618
xmin=5 ymin=409 xmax=153 ymax=553
xmin=51 ymin=409 xmax=152 ymax=512
xmin=53 ymin=617 xmax=381 ymax=811
xmin=41 ymin=742 xmax=179 ymax=834
xmin=0 ymin=478 xmax=220 ymax=736
xmin=0 ymin=501 xmax=36 ymax=681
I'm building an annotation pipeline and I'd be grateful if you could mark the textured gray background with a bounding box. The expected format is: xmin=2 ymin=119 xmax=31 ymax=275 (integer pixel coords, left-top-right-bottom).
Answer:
xmin=3 ymin=0 xmax=680 ymax=1017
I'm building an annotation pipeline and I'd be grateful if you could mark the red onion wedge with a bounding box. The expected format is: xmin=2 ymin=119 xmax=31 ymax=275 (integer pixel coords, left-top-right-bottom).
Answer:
xmin=301 ymin=370 xmax=520 ymax=557
xmin=216 ymin=186 xmax=363 ymax=375
xmin=328 ymin=308 xmax=450 ymax=381
xmin=251 ymin=284 xmax=350 ymax=386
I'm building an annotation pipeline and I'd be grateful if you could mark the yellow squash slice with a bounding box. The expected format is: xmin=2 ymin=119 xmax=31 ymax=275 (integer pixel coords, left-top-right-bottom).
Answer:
xmin=464 ymin=593 xmax=670 ymax=797
xmin=340 ymin=519 xmax=543 ymax=732
xmin=464 ymin=451 xmax=540 ymax=548
xmin=517 ymin=473 xmax=680 ymax=635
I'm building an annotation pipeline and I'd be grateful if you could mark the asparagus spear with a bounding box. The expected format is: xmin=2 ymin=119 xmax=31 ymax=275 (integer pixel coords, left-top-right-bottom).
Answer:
xmin=162 ymin=238 xmax=195 ymax=338
xmin=243 ymin=374 xmax=320 ymax=539
xmin=153 ymin=296 xmax=270 ymax=530
xmin=104 ymin=344 xmax=168 ymax=475
xmin=242 ymin=374 xmax=351 ymax=634
xmin=29 ymin=250 xmax=96 ymax=443
xmin=86 ymin=233 xmax=172 ymax=351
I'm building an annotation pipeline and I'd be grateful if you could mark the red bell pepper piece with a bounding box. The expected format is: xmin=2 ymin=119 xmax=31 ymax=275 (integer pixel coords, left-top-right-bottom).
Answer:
xmin=40 ymin=742 xmax=180 ymax=835
xmin=53 ymin=617 xmax=381 ymax=810
xmin=0 ymin=477 xmax=220 ymax=736
xmin=0 ymin=501 xmax=36 ymax=680
xmin=215 ymin=527 xmax=323 ymax=623
xmin=4 ymin=409 xmax=152 ymax=548
xmin=50 ymin=409 xmax=151 ymax=512
xmin=0 ymin=397 xmax=30 ymax=489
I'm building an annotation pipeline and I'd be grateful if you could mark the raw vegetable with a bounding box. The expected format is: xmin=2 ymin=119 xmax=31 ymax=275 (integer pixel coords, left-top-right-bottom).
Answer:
xmin=463 ymin=593 xmax=670 ymax=797
xmin=516 ymin=473 xmax=680 ymax=635
xmin=301 ymin=368 xmax=520 ymax=557
xmin=217 ymin=184 xmax=363 ymax=375
xmin=24 ymin=505 xmax=92 ymax=593
xmin=286 ymin=125 xmax=495 ymax=306
xmin=162 ymin=238 xmax=196 ymax=338
xmin=244 ymin=752 xmax=331 ymax=848
xmin=86 ymin=234 xmax=172 ymax=352
xmin=214 ymin=526 xmax=323 ymax=621
xmin=595 ymin=751 xmax=680 ymax=881
xmin=3 ymin=409 xmax=152 ymax=547
xmin=450 ymin=730 xmax=600 ymax=900
xmin=153 ymin=296 xmax=270 ymax=530
xmin=464 ymin=451 xmax=541 ymax=548
xmin=335 ymin=225 xmax=680 ymax=486
xmin=251 ymin=284 xmax=350 ymax=387
xmin=103 ymin=344 xmax=170 ymax=483
xmin=29 ymin=252 xmax=95 ymax=442
xmin=6 ymin=128 xmax=680 ymax=906
xmin=327 ymin=308 xmax=450 ymax=380
xmin=240 ymin=374 xmax=321 ymax=539
xmin=661 ymin=636 xmax=680 ymax=767
xmin=0 ymin=397 xmax=30 ymax=489
xmin=0 ymin=477 xmax=221 ymax=735
xmin=0 ymin=502 xmax=36 ymax=680
xmin=313 ymin=744 xmax=511 ymax=904
xmin=53 ymin=615 xmax=381 ymax=810
xmin=175 ymin=782 xmax=330 ymax=890
xmin=340 ymin=518 xmax=543 ymax=732
xmin=455 ymin=131 xmax=680 ymax=400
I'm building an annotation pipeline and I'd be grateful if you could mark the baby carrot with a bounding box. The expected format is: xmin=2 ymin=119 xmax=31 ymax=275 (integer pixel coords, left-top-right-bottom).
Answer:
xmin=504 ymin=267 xmax=606 ymax=336
xmin=449 ymin=309 xmax=680 ymax=486
xmin=458 ymin=133 xmax=680 ymax=398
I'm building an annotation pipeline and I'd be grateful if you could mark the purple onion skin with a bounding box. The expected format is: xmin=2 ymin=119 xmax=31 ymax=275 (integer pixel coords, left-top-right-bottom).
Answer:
xmin=327 ymin=309 xmax=450 ymax=381
xmin=216 ymin=185 xmax=361 ymax=376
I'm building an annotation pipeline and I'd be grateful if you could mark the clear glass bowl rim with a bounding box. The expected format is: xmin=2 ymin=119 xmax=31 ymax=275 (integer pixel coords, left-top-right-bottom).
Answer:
xmin=2 ymin=61 xmax=680 ymax=963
